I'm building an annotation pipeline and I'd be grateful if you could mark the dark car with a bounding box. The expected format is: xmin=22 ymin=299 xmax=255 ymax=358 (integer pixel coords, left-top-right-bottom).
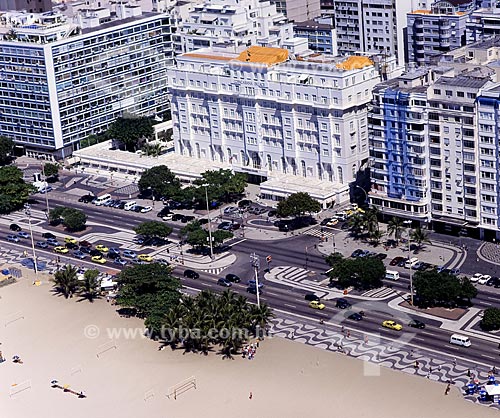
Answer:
xmin=79 ymin=246 xmax=92 ymax=254
xmin=118 ymin=201 xmax=127 ymax=210
xmin=157 ymin=208 xmax=172 ymax=218
xmin=218 ymin=221 xmax=233 ymax=231
xmin=246 ymin=286 xmax=262 ymax=295
xmin=181 ymin=215 xmax=196 ymax=223
xmin=320 ymin=218 xmax=332 ymax=226
xmin=238 ymin=199 xmax=252 ymax=208
xmin=132 ymin=205 xmax=144 ymax=213
xmin=42 ymin=232 xmax=56 ymax=239
xmin=183 ymin=269 xmax=199 ymax=279
xmin=304 ymin=293 xmax=320 ymax=302
xmin=10 ymin=223 xmax=21 ymax=232
xmin=397 ymin=258 xmax=407 ymax=268
xmin=408 ymin=319 xmax=426 ymax=329
xmin=107 ymin=251 xmax=120 ymax=259
xmin=351 ymin=249 xmax=367 ymax=258
xmin=348 ymin=313 xmax=363 ymax=321
xmin=65 ymin=242 xmax=78 ymax=250
xmin=172 ymin=213 xmax=184 ymax=222
xmin=79 ymin=240 xmax=92 ymax=248
xmin=89 ymin=249 xmax=103 ymax=257
xmin=198 ymin=218 xmax=209 ymax=225
xmin=374 ymin=253 xmax=388 ymax=260
xmin=486 ymin=276 xmax=499 ymax=287
xmin=389 ymin=256 xmax=405 ymax=266
xmin=336 ymin=298 xmax=351 ymax=309
xmin=267 ymin=210 xmax=277 ymax=218
xmin=225 ymin=273 xmax=241 ymax=283
xmin=78 ymin=194 xmax=95 ymax=203
xmin=217 ymin=278 xmax=232 ymax=287
xmin=247 ymin=279 xmax=264 ymax=288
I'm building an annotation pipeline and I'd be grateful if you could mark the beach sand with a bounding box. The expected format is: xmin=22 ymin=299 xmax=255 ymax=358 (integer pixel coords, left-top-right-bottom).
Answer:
xmin=0 ymin=271 xmax=497 ymax=418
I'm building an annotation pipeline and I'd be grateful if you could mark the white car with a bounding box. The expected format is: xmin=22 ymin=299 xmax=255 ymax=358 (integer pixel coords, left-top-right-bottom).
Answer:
xmin=223 ymin=206 xmax=238 ymax=214
xmin=470 ymin=273 xmax=483 ymax=283
xmin=141 ymin=206 xmax=153 ymax=213
xmin=478 ymin=274 xmax=491 ymax=285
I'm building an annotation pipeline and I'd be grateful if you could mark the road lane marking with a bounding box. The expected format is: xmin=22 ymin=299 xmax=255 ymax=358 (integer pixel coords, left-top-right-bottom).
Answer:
xmin=481 ymin=354 xmax=497 ymax=360
xmin=284 ymin=303 xmax=297 ymax=309
xmin=420 ymin=331 xmax=436 ymax=336
xmin=486 ymin=296 xmax=499 ymax=301
xmin=481 ymin=302 xmax=493 ymax=306
xmin=229 ymin=239 xmax=246 ymax=246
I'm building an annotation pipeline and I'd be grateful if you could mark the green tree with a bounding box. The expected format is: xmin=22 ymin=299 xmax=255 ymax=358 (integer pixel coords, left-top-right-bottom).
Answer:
xmin=0 ymin=135 xmax=14 ymax=165
xmin=194 ymin=169 xmax=247 ymax=203
xmin=327 ymin=256 xmax=384 ymax=290
xmin=413 ymin=270 xmax=470 ymax=308
xmin=213 ymin=229 xmax=233 ymax=246
xmin=61 ymin=208 xmax=87 ymax=231
xmin=0 ymin=166 xmax=36 ymax=214
xmin=363 ymin=208 xmax=380 ymax=239
xmin=49 ymin=206 xmax=66 ymax=225
xmin=79 ymin=269 xmax=100 ymax=302
xmin=134 ymin=221 xmax=172 ymax=239
xmin=138 ymin=165 xmax=181 ymax=199
xmin=52 ymin=265 xmax=79 ymax=298
xmin=387 ymin=217 xmax=405 ymax=244
xmin=481 ymin=308 xmax=500 ymax=331
xmin=116 ymin=264 xmax=181 ymax=335
xmin=347 ymin=213 xmax=365 ymax=238
xmin=185 ymin=228 xmax=209 ymax=249
xmin=410 ymin=227 xmax=430 ymax=251
xmin=43 ymin=162 xmax=60 ymax=180
xmin=141 ymin=142 xmax=163 ymax=157
xmin=458 ymin=276 xmax=478 ymax=304
xmin=276 ymin=192 xmax=321 ymax=218
xmin=107 ymin=116 xmax=154 ymax=152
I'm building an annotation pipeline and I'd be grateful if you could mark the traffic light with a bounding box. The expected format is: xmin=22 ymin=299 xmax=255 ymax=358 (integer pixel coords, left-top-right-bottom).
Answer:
xmin=266 ymin=255 xmax=272 ymax=263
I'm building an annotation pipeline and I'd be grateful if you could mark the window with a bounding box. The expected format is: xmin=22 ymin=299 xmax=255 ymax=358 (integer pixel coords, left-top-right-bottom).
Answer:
xmin=457 ymin=91 xmax=464 ymax=97
xmin=433 ymin=89 xmax=441 ymax=94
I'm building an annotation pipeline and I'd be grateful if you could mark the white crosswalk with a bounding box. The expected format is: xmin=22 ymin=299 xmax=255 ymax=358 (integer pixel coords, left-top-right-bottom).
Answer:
xmin=361 ymin=287 xmax=396 ymax=299
xmin=274 ymin=266 xmax=310 ymax=282
xmin=303 ymin=227 xmax=336 ymax=239
xmin=200 ymin=267 xmax=225 ymax=275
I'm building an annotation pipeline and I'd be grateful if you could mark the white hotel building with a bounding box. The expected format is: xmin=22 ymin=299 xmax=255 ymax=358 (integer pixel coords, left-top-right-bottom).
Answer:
xmin=167 ymin=45 xmax=400 ymax=206
xmin=0 ymin=6 xmax=173 ymax=159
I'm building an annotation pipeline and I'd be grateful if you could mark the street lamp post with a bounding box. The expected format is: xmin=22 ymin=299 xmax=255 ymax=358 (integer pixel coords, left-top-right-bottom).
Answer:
xmin=24 ymin=204 xmax=38 ymax=279
xmin=404 ymin=220 xmax=414 ymax=305
xmin=250 ymin=253 xmax=261 ymax=308
xmin=203 ymin=185 xmax=214 ymax=260
xmin=41 ymin=164 xmax=50 ymax=216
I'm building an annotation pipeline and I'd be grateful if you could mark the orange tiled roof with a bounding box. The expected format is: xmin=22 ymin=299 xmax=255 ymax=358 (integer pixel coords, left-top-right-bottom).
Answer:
xmin=336 ymin=56 xmax=373 ymax=70
xmin=236 ymin=46 xmax=288 ymax=65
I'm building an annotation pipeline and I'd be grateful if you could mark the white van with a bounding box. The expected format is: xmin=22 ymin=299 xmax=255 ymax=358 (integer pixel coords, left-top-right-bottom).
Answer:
xmin=94 ymin=193 xmax=112 ymax=206
xmin=124 ymin=201 xmax=137 ymax=211
xmin=450 ymin=334 xmax=471 ymax=347
xmin=385 ymin=270 xmax=400 ymax=281
xmin=405 ymin=257 xmax=419 ymax=269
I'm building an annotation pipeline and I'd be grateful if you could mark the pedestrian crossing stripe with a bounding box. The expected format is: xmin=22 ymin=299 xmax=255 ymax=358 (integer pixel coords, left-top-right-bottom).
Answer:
xmin=274 ymin=266 xmax=309 ymax=282
xmin=361 ymin=287 xmax=395 ymax=298
xmin=200 ymin=267 xmax=225 ymax=275
xmin=303 ymin=228 xmax=336 ymax=239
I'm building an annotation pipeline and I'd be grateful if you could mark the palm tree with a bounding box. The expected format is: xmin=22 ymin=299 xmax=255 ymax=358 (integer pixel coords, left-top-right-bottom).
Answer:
xmin=348 ymin=213 xmax=365 ymax=238
xmin=249 ymin=304 xmax=274 ymax=336
xmin=387 ymin=217 xmax=405 ymax=244
xmin=52 ymin=265 xmax=79 ymax=298
xmin=363 ymin=208 xmax=380 ymax=240
xmin=369 ymin=229 xmax=384 ymax=246
xmin=79 ymin=269 xmax=100 ymax=302
xmin=142 ymin=142 xmax=163 ymax=157
xmin=411 ymin=227 xmax=430 ymax=251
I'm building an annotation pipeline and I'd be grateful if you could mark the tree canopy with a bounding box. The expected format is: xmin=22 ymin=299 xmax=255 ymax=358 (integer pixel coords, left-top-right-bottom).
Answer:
xmin=276 ymin=192 xmax=321 ymax=218
xmin=193 ymin=169 xmax=247 ymax=203
xmin=52 ymin=265 xmax=80 ymax=298
xmin=49 ymin=207 xmax=87 ymax=231
xmin=107 ymin=116 xmax=154 ymax=152
xmin=181 ymin=221 xmax=233 ymax=250
xmin=326 ymin=253 xmax=384 ymax=290
xmin=43 ymin=162 xmax=60 ymax=180
xmin=413 ymin=270 xmax=477 ymax=308
xmin=162 ymin=290 xmax=273 ymax=358
xmin=134 ymin=221 xmax=173 ymax=239
xmin=138 ymin=165 xmax=181 ymax=199
xmin=481 ymin=308 xmax=500 ymax=331
xmin=116 ymin=263 xmax=181 ymax=334
xmin=0 ymin=166 xmax=36 ymax=214
xmin=0 ymin=135 xmax=14 ymax=165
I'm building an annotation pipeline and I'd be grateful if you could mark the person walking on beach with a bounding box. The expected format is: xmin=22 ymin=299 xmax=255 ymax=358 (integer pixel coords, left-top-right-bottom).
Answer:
xmin=445 ymin=383 xmax=451 ymax=395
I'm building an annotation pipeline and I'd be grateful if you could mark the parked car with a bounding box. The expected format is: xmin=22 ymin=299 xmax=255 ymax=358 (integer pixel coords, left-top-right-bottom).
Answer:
xmin=309 ymin=300 xmax=325 ymax=310
xmin=108 ymin=247 xmax=120 ymax=255
xmin=79 ymin=246 xmax=92 ymax=254
xmin=54 ymin=246 xmax=69 ymax=254
xmin=89 ymin=249 xmax=103 ymax=257
xmin=304 ymin=293 xmax=320 ymax=302
xmin=65 ymin=242 xmax=78 ymax=250
xmin=478 ymin=274 xmax=491 ymax=285
xmin=141 ymin=206 xmax=153 ymax=213
xmin=348 ymin=313 xmax=363 ymax=321
xmin=181 ymin=215 xmax=196 ymax=223
xmin=225 ymin=273 xmax=241 ymax=283
xmin=46 ymin=238 xmax=60 ymax=246
xmin=95 ymin=244 xmax=109 ymax=252
xmin=78 ymin=194 xmax=95 ymax=203
xmin=320 ymin=218 xmax=332 ymax=226
xmin=9 ymin=223 xmax=21 ymax=232
xmin=36 ymin=241 xmax=48 ymax=249
xmin=486 ymin=276 xmax=499 ymax=287
xmin=217 ymin=278 xmax=232 ymax=287
xmin=17 ymin=231 xmax=30 ymax=239
xmin=42 ymin=232 xmax=56 ymax=239
xmin=6 ymin=234 xmax=20 ymax=243
xmin=114 ymin=258 xmax=127 ymax=266
xmin=172 ymin=213 xmax=184 ymax=222
xmin=470 ymin=273 xmax=483 ymax=283
xmin=374 ymin=253 xmax=388 ymax=260
xmin=224 ymin=206 xmax=238 ymax=215
xmin=91 ymin=255 xmax=106 ymax=264
xmin=238 ymin=199 xmax=252 ymax=208
xmin=218 ymin=221 xmax=233 ymax=231
xmin=336 ymin=298 xmax=351 ymax=309
xmin=351 ymin=249 xmax=369 ymax=258
xmin=107 ymin=251 xmax=120 ymax=260
xmin=132 ymin=205 xmax=144 ymax=213
xmin=183 ymin=269 xmax=199 ymax=279
xmin=389 ymin=256 xmax=406 ymax=266
xmin=138 ymin=254 xmax=153 ymax=262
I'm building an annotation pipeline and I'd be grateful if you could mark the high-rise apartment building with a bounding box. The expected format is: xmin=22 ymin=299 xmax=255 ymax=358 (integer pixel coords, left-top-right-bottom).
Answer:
xmin=0 ymin=7 xmax=173 ymax=159
xmin=333 ymin=0 xmax=415 ymax=66
xmin=168 ymin=45 xmax=400 ymax=205
xmin=271 ymin=0 xmax=321 ymax=23
xmin=293 ymin=17 xmax=337 ymax=54
xmin=174 ymin=0 xmax=294 ymax=54
xmin=407 ymin=0 xmax=475 ymax=66
xmin=0 ymin=0 xmax=52 ymax=13
xmin=466 ymin=6 xmax=500 ymax=43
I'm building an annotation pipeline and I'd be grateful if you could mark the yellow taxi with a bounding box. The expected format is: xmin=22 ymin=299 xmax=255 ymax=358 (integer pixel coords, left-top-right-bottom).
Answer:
xmin=309 ymin=300 xmax=326 ymax=310
xmin=64 ymin=237 xmax=77 ymax=244
xmin=382 ymin=320 xmax=403 ymax=331
xmin=54 ymin=246 xmax=69 ymax=254
xmin=138 ymin=254 xmax=153 ymax=262
xmin=91 ymin=255 xmax=107 ymax=264
xmin=95 ymin=244 xmax=109 ymax=252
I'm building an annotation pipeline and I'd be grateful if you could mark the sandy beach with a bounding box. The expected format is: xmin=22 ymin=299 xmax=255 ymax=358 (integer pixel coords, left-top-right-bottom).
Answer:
xmin=0 ymin=270 xmax=497 ymax=418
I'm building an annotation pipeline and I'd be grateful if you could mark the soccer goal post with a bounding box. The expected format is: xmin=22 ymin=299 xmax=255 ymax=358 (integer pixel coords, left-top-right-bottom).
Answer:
xmin=96 ymin=340 xmax=117 ymax=358
xmin=166 ymin=376 xmax=196 ymax=400
xmin=9 ymin=380 xmax=32 ymax=398
xmin=4 ymin=311 xmax=24 ymax=327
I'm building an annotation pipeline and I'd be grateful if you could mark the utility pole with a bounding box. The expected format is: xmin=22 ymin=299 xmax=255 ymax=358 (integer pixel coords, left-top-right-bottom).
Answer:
xmin=41 ymin=163 xmax=50 ymax=216
xmin=24 ymin=204 xmax=38 ymax=280
xmin=250 ymin=253 xmax=261 ymax=308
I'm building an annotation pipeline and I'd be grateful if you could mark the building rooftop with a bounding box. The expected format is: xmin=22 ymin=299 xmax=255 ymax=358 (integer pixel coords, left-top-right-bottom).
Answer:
xmin=434 ymin=75 xmax=491 ymax=89
xmin=236 ymin=46 xmax=289 ymax=65
xmin=294 ymin=19 xmax=333 ymax=30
